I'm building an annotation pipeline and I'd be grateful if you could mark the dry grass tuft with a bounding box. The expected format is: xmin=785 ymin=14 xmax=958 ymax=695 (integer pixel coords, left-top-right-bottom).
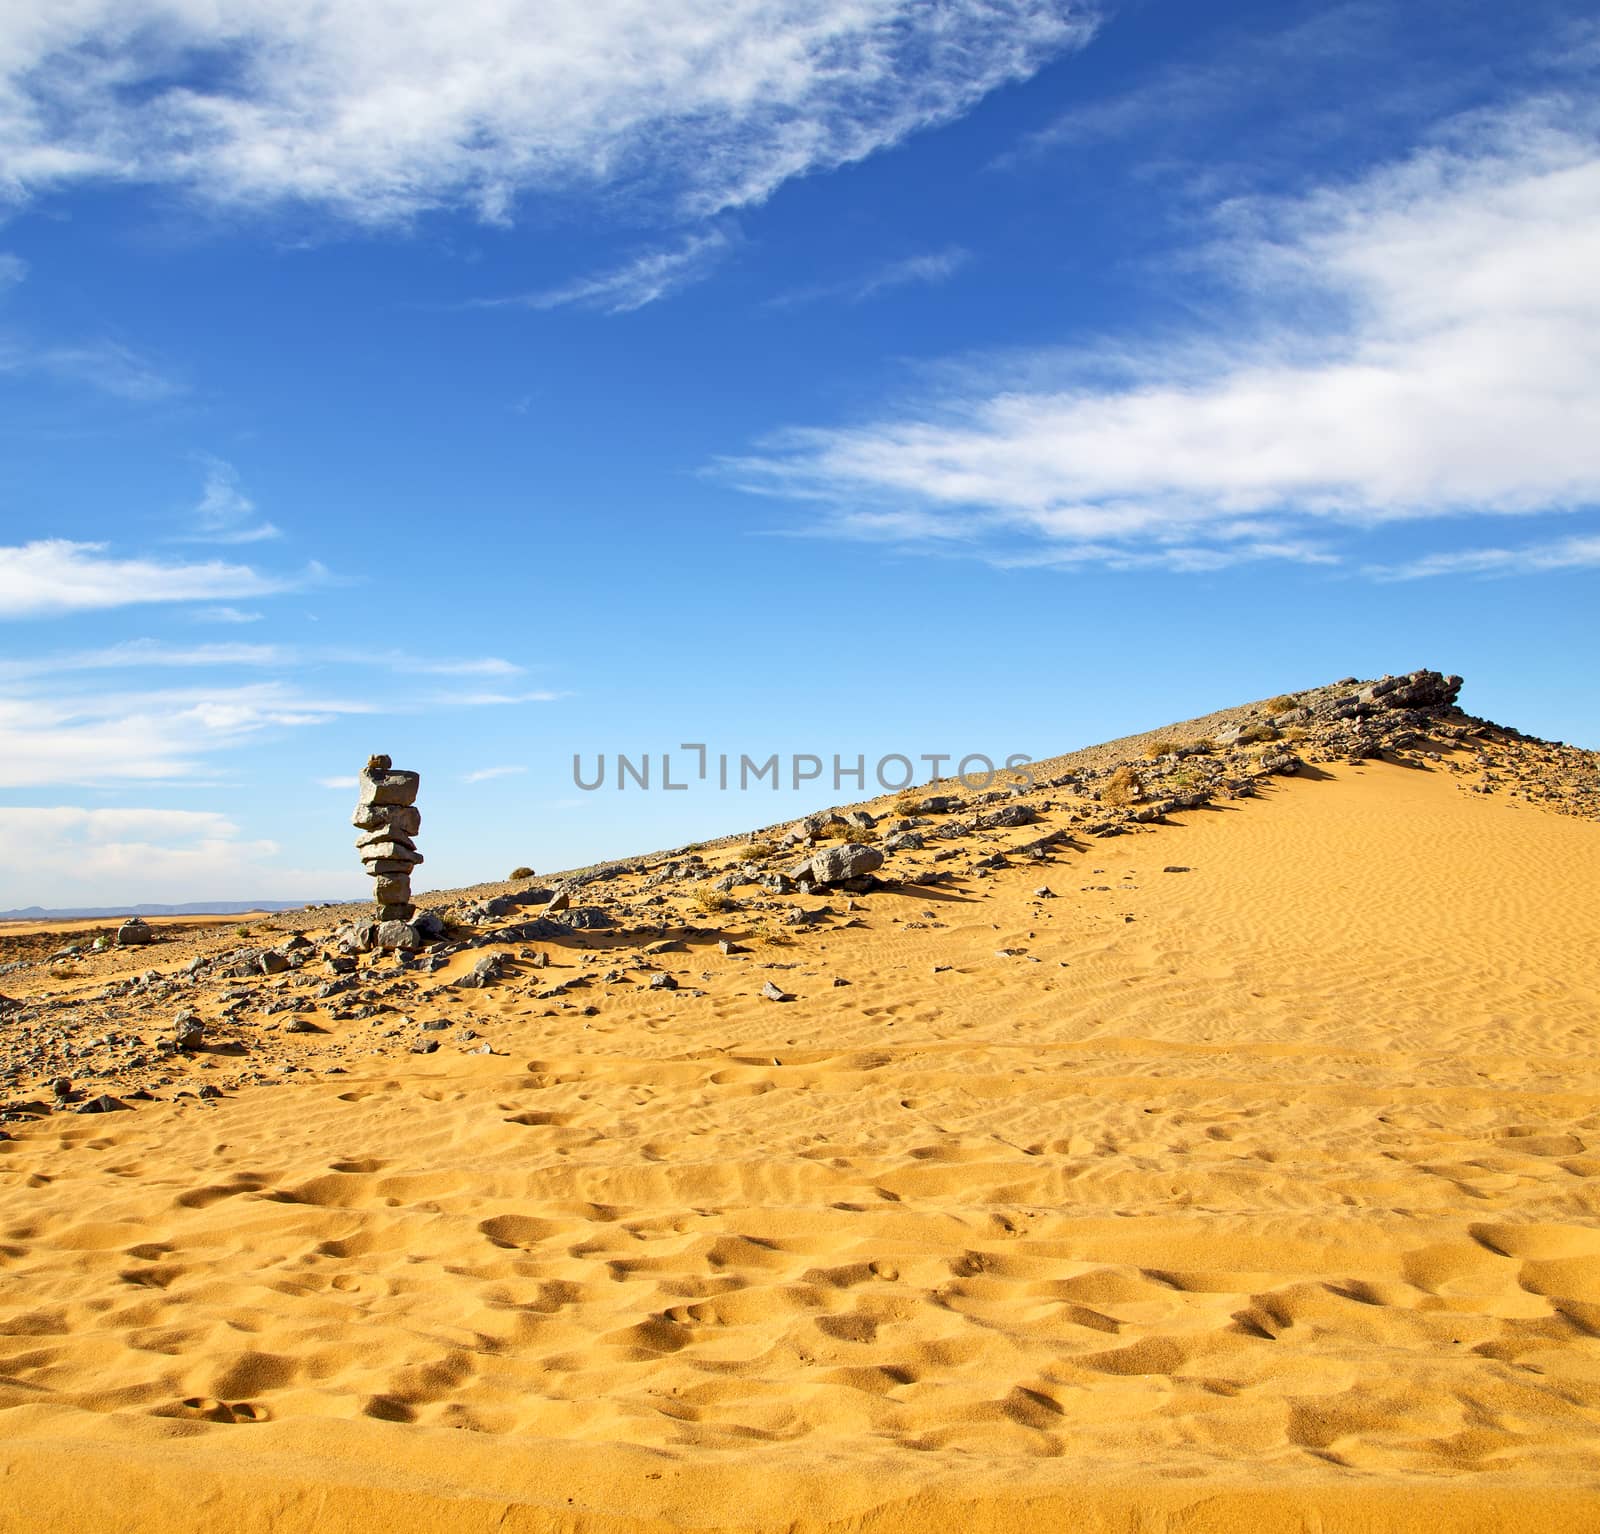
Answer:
xmin=1101 ymin=765 xmax=1139 ymax=807
xmin=692 ymin=886 xmax=733 ymax=915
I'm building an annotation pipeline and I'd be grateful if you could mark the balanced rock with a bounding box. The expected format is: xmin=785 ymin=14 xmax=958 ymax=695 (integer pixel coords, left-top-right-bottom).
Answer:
xmin=357 ymin=764 xmax=420 ymax=808
xmin=115 ymin=917 xmax=153 ymax=946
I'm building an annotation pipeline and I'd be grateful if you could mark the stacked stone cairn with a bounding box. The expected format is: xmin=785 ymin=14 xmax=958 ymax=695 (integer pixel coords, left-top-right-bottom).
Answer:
xmin=353 ymin=755 xmax=423 ymax=921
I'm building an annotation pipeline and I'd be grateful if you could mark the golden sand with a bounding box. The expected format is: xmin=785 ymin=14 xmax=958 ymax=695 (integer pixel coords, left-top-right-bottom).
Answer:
xmin=3 ymin=755 xmax=1600 ymax=1530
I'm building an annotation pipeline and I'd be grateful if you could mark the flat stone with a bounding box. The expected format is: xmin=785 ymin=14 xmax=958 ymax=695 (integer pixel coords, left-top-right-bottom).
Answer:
xmin=357 ymin=766 xmax=420 ymax=808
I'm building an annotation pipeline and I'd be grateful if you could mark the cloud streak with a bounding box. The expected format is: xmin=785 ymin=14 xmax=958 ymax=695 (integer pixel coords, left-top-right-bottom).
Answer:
xmin=767 ymin=246 xmax=970 ymax=307
xmin=2 ymin=3 xmax=1099 ymax=226
xmin=468 ymin=229 xmax=732 ymax=314
xmin=725 ymin=102 xmax=1600 ymax=573
xmin=0 ymin=540 xmax=296 ymax=618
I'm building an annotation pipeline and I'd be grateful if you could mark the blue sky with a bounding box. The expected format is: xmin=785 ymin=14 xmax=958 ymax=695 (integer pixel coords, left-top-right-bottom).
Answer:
xmin=1 ymin=0 xmax=1597 ymax=907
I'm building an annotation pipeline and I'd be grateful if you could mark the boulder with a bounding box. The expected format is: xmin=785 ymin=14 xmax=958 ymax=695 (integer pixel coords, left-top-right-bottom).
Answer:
xmin=356 ymin=766 xmax=420 ymax=808
xmin=373 ymin=876 xmax=413 ymax=907
xmin=977 ymin=804 xmax=1036 ymax=829
xmin=789 ymin=843 xmax=884 ymax=889
xmin=352 ymin=803 xmax=422 ymax=837
xmin=116 ymin=917 xmax=154 ymax=947
xmin=376 ymin=919 xmax=423 ymax=951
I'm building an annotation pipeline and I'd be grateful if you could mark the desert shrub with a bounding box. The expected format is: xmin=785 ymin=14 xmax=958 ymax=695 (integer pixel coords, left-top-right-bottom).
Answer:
xmin=234 ymin=924 xmax=251 ymax=938
xmin=1100 ymin=765 xmax=1138 ymax=807
xmin=509 ymin=865 xmax=535 ymax=881
xmin=48 ymin=963 xmax=75 ymax=981
xmin=1191 ymin=737 xmax=1217 ymax=754
xmin=692 ymin=886 xmax=732 ymax=914
xmin=1266 ymin=694 xmax=1300 ymax=713
xmin=740 ymin=837 xmax=776 ymax=860
xmin=1238 ymin=724 xmax=1281 ymax=746
xmin=1143 ymin=737 xmax=1185 ymax=759
xmin=835 ymin=822 xmax=878 ymax=843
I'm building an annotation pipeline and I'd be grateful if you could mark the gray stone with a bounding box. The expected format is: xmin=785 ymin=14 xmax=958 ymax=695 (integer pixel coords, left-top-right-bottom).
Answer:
xmin=376 ymin=919 xmax=423 ymax=951
xmin=761 ymin=981 xmax=791 ymax=1002
xmin=116 ymin=918 xmax=154 ymax=947
xmin=373 ymin=876 xmax=413 ymax=907
xmin=789 ymin=843 xmax=884 ymax=889
xmin=457 ymin=953 xmax=503 ymax=989
xmin=357 ymin=766 xmax=420 ymax=808
xmin=649 ymin=972 xmax=678 ymax=990
xmin=359 ymin=841 xmax=423 ymax=866
xmin=365 ymin=856 xmax=423 ymax=876
xmin=352 ymin=803 xmax=422 ymax=837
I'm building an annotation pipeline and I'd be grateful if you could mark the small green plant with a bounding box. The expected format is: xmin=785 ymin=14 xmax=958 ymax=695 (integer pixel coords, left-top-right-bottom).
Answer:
xmin=234 ymin=924 xmax=251 ymax=938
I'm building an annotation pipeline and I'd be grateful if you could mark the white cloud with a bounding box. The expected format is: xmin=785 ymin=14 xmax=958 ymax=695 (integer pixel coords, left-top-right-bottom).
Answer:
xmin=0 ymin=640 xmax=285 ymax=680
xmin=0 ymin=806 xmax=352 ymax=905
xmin=317 ymin=775 xmax=358 ymax=788
xmin=473 ymin=229 xmax=731 ymax=314
xmin=400 ymin=655 xmax=523 ymax=677
xmin=725 ymin=103 xmax=1600 ymax=572
xmin=0 ymin=337 xmax=181 ymax=400
xmin=0 ymin=252 xmax=25 ymax=288
xmin=0 ymin=540 xmax=292 ymax=617
xmin=187 ymin=455 xmax=281 ymax=543
xmin=462 ymin=764 xmax=526 ymax=783
xmin=767 ymin=245 xmax=970 ymax=307
xmin=1 ymin=2 xmax=1098 ymax=225
xmin=194 ymin=605 xmax=264 ymax=624
xmin=1372 ymin=532 xmax=1600 ymax=581
xmin=0 ymin=682 xmax=383 ymax=788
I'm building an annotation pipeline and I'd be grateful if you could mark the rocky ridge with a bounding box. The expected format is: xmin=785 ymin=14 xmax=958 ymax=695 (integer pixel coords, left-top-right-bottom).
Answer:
xmin=2 ymin=669 xmax=1594 ymax=1124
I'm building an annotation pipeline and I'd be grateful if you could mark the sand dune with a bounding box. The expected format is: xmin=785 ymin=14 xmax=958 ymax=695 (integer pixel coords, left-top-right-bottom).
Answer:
xmin=3 ymin=714 xmax=1600 ymax=1529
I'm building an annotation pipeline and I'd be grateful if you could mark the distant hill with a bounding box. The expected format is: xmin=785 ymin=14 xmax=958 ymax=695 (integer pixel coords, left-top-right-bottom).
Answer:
xmin=0 ymin=900 xmax=340 ymax=922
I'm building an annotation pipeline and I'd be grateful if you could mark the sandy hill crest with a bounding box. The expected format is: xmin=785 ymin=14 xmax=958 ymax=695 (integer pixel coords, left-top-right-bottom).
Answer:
xmin=2 ymin=667 xmax=1599 ymax=1532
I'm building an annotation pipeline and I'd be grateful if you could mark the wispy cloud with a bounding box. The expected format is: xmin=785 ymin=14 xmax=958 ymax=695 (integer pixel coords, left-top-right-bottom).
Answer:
xmin=0 ymin=640 xmax=285 ymax=681
xmin=0 ymin=806 xmax=353 ymax=905
xmin=724 ymin=101 xmax=1600 ymax=575
xmin=0 ymin=3 xmax=1098 ymax=225
xmin=409 ymin=656 xmax=524 ymax=677
xmin=1372 ymin=533 xmax=1600 ymax=581
xmin=194 ymin=605 xmax=264 ymax=624
xmin=0 ymin=540 xmax=296 ymax=618
xmin=0 ymin=337 xmax=182 ymax=401
xmin=767 ymin=246 xmax=971 ymax=308
xmin=470 ymin=229 xmax=731 ymax=315
xmin=317 ymin=775 xmax=358 ymax=789
xmin=463 ymin=764 xmax=527 ymax=783
xmin=0 ymin=682 xmax=381 ymax=788
xmin=0 ymin=253 xmax=25 ymax=289
xmin=186 ymin=455 xmax=281 ymax=543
